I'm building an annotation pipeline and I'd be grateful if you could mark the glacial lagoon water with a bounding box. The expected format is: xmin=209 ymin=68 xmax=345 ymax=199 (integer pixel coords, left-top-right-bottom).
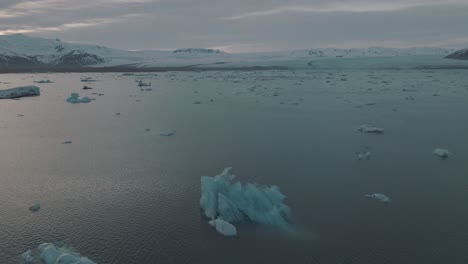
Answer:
xmin=1 ymin=70 xmax=467 ymax=263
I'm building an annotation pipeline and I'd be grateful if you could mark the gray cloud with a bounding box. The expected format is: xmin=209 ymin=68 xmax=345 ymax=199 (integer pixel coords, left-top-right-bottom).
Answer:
xmin=0 ymin=0 xmax=467 ymax=52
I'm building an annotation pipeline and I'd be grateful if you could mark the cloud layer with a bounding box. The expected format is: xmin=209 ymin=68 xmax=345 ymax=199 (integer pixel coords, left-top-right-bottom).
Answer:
xmin=0 ymin=0 xmax=467 ymax=52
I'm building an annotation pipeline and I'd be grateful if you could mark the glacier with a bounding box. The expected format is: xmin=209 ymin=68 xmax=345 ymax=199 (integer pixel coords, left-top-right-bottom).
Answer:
xmin=2 ymin=34 xmax=468 ymax=71
xmin=200 ymin=167 xmax=291 ymax=234
xmin=21 ymin=243 xmax=96 ymax=264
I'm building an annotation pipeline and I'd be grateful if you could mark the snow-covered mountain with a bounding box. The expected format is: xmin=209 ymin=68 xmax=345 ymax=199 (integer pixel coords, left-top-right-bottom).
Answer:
xmin=0 ymin=34 xmax=120 ymax=68
xmin=445 ymin=48 xmax=468 ymax=60
xmin=0 ymin=34 xmax=465 ymax=70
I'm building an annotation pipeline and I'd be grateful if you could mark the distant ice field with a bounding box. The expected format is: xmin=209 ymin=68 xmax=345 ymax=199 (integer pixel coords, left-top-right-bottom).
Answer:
xmin=0 ymin=68 xmax=467 ymax=263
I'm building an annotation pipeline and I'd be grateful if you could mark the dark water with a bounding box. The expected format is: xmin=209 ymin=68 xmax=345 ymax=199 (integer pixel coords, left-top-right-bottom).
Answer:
xmin=0 ymin=71 xmax=467 ymax=263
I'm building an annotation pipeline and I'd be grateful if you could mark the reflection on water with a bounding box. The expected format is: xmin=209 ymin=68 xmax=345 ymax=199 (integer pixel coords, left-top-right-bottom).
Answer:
xmin=1 ymin=71 xmax=467 ymax=263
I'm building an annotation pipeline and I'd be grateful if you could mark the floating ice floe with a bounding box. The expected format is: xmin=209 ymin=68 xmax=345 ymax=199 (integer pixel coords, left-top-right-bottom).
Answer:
xmin=21 ymin=243 xmax=96 ymax=264
xmin=200 ymin=168 xmax=291 ymax=236
xmin=80 ymin=77 xmax=98 ymax=82
xmin=66 ymin=93 xmax=94 ymax=104
xmin=0 ymin=86 xmax=40 ymax=99
xmin=160 ymin=130 xmax=176 ymax=136
xmin=34 ymin=80 xmax=53 ymax=84
xmin=358 ymin=124 xmax=384 ymax=133
xmin=433 ymin=148 xmax=450 ymax=159
xmin=29 ymin=203 xmax=40 ymax=212
xmin=137 ymin=80 xmax=151 ymax=87
xmin=365 ymin=193 xmax=391 ymax=203
xmin=21 ymin=250 xmax=34 ymax=263
xmin=80 ymin=97 xmax=92 ymax=103
xmin=356 ymin=151 xmax=371 ymax=160
xmin=209 ymin=218 xmax=238 ymax=236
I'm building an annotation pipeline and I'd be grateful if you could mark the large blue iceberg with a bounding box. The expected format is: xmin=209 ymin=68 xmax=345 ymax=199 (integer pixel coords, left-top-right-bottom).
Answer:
xmin=200 ymin=167 xmax=291 ymax=235
xmin=21 ymin=243 xmax=96 ymax=264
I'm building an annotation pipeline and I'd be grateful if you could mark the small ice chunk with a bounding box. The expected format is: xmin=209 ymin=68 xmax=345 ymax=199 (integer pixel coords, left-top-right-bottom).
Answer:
xmin=66 ymin=93 xmax=80 ymax=104
xmin=66 ymin=93 xmax=94 ymax=104
xmin=208 ymin=218 xmax=237 ymax=236
xmin=365 ymin=193 xmax=391 ymax=203
xmin=356 ymin=151 xmax=371 ymax=160
xmin=66 ymin=97 xmax=80 ymax=103
xmin=160 ymin=130 xmax=176 ymax=136
xmin=137 ymin=80 xmax=151 ymax=87
xmin=21 ymin=249 xmax=34 ymax=263
xmin=34 ymin=80 xmax=53 ymax=84
xmin=81 ymin=77 xmax=98 ymax=82
xmin=29 ymin=203 xmax=40 ymax=212
xmin=30 ymin=243 xmax=97 ymax=264
xmin=358 ymin=124 xmax=384 ymax=133
xmin=80 ymin=97 xmax=91 ymax=103
xmin=433 ymin=148 xmax=450 ymax=159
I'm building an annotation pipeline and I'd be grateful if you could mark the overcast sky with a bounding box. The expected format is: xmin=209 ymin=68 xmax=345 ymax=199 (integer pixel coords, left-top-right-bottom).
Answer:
xmin=0 ymin=0 xmax=467 ymax=52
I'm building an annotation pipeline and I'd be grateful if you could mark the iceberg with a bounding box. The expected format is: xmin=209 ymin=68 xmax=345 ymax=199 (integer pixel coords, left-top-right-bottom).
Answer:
xmin=208 ymin=218 xmax=238 ymax=236
xmin=137 ymin=80 xmax=151 ymax=87
xmin=66 ymin=93 xmax=81 ymax=104
xmin=356 ymin=151 xmax=371 ymax=160
xmin=21 ymin=250 xmax=34 ymax=263
xmin=81 ymin=77 xmax=98 ymax=82
xmin=0 ymin=86 xmax=40 ymax=99
xmin=80 ymin=97 xmax=92 ymax=103
xmin=200 ymin=168 xmax=291 ymax=233
xmin=29 ymin=203 xmax=40 ymax=212
xmin=433 ymin=148 xmax=450 ymax=159
xmin=358 ymin=124 xmax=384 ymax=133
xmin=160 ymin=130 xmax=176 ymax=136
xmin=34 ymin=80 xmax=53 ymax=83
xmin=365 ymin=193 xmax=391 ymax=203
xmin=66 ymin=93 xmax=94 ymax=104
xmin=21 ymin=243 xmax=96 ymax=264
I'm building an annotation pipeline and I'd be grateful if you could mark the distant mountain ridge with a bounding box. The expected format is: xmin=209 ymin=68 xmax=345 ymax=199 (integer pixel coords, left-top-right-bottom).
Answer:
xmin=290 ymin=47 xmax=456 ymax=58
xmin=173 ymin=48 xmax=224 ymax=54
xmin=0 ymin=34 xmax=118 ymax=68
xmin=445 ymin=48 xmax=468 ymax=60
xmin=0 ymin=34 xmax=465 ymax=70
